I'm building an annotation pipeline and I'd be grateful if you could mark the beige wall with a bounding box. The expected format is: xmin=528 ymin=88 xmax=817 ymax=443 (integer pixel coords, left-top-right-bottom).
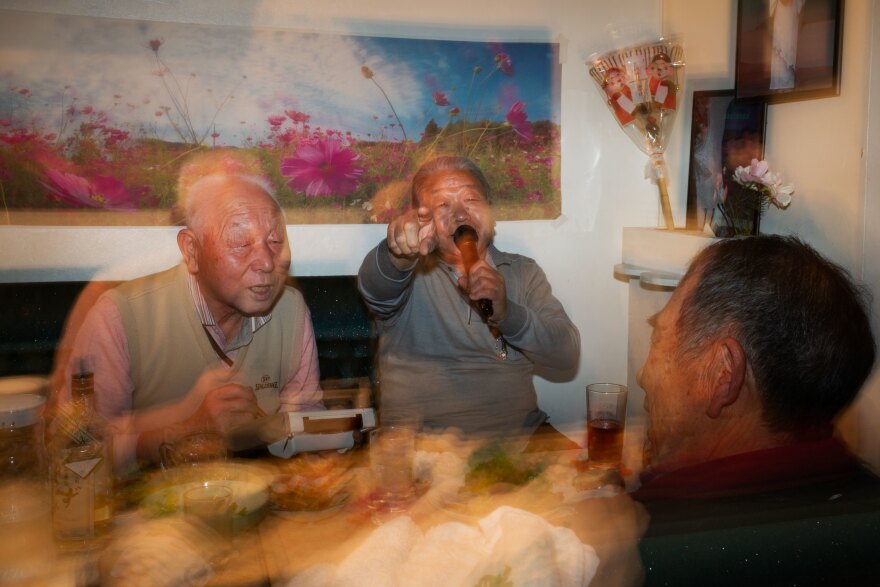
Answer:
xmin=663 ymin=0 xmax=879 ymax=466
xmin=662 ymin=0 xmax=872 ymax=272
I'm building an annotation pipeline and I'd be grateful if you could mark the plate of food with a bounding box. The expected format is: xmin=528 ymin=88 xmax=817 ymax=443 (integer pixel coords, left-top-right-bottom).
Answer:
xmin=269 ymin=451 xmax=355 ymax=521
xmin=428 ymin=441 xmax=573 ymax=522
xmin=141 ymin=460 xmax=276 ymax=532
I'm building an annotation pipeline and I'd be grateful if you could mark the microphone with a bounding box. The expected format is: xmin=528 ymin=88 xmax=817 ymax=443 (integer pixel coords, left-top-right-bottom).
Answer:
xmin=453 ymin=224 xmax=493 ymax=318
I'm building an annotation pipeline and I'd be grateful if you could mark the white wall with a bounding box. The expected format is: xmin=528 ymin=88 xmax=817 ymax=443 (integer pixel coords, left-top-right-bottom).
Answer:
xmin=0 ymin=0 xmax=665 ymax=435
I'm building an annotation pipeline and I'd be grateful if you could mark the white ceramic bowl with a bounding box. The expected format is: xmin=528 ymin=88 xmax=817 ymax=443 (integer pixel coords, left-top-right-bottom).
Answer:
xmin=142 ymin=460 xmax=277 ymax=531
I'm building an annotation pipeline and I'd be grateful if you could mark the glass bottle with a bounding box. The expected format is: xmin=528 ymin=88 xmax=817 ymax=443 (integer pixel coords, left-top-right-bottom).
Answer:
xmin=50 ymin=368 xmax=114 ymax=548
xmin=0 ymin=393 xmax=55 ymax=582
xmin=0 ymin=393 xmax=48 ymax=481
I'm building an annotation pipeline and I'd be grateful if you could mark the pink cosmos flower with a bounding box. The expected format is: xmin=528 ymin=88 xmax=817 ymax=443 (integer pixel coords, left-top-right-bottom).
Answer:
xmin=448 ymin=106 xmax=460 ymax=116
xmin=281 ymin=138 xmax=364 ymax=197
xmin=732 ymin=158 xmax=794 ymax=208
xmin=267 ymin=115 xmax=286 ymax=129
xmin=102 ymin=128 xmax=129 ymax=146
xmin=496 ymin=53 xmax=514 ymax=75
xmin=0 ymin=130 xmax=37 ymax=145
xmin=40 ymin=169 xmax=137 ymax=210
xmin=276 ymin=129 xmax=297 ymax=145
xmin=506 ymin=101 xmax=533 ymax=142
xmin=285 ymin=110 xmax=310 ymax=124
xmin=733 ymin=159 xmax=770 ymax=184
xmin=432 ymin=92 xmax=450 ymax=107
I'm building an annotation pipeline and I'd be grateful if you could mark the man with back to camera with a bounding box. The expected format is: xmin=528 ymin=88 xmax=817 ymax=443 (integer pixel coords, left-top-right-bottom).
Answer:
xmin=52 ymin=149 xmax=322 ymax=470
xmin=633 ymin=234 xmax=880 ymax=584
xmin=357 ymin=155 xmax=579 ymax=448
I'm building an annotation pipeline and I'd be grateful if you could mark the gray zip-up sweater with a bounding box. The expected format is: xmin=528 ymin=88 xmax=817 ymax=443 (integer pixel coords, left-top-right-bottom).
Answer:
xmin=358 ymin=240 xmax=580 ymax=438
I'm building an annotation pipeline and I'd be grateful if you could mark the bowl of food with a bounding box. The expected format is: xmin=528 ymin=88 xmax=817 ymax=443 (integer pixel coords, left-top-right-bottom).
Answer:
xmin=141 ymin=460 xmax=276 ymax=532
xmin=269 ymin=451 xmax=354 ymax=521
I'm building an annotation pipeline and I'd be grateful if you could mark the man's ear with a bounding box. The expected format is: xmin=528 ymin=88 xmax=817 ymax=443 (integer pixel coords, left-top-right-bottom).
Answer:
xmin=177 ymin=229 xmax=200 ymax=274
xmin=705 ymin=336 xmax=748 ymax=418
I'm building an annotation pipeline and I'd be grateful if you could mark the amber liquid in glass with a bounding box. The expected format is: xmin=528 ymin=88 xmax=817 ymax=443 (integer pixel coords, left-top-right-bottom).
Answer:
xmin=587 ymin=418 xmax=623 ymax=468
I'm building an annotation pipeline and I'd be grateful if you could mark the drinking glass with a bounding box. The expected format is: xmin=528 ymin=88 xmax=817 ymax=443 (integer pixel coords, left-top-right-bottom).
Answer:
xmin=368 ymin=424 xmax=417 ymax=515
xmin=586 ymin=383 xmax=628 ymax=470
xmin=183 ymin=483 xmax=233 ymax=538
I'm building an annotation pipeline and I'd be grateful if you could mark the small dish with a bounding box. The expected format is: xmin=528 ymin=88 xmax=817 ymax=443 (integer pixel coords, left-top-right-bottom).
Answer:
xmin=141 ymin=460 xmax=276 ymax=532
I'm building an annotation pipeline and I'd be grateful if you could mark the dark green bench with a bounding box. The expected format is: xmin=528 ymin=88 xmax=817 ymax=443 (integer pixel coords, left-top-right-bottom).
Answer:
xmin=0 ymin=275 xmax=376 ymax=385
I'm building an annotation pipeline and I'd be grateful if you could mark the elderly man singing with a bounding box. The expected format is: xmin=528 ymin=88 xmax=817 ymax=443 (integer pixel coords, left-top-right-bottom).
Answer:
xmin=53 ymin=150 xmax=321 ymax=469
xmin=358 ymin=155 xmax=579 ymax=447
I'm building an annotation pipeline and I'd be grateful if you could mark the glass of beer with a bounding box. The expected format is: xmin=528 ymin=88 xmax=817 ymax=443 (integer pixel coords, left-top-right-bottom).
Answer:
xmin=586 ymin=383 xmax=627 ymax=470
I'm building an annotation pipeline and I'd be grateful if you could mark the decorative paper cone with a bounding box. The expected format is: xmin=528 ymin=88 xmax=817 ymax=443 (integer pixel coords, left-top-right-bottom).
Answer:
xmin=588 ymin=38 xmax=685 ymax=230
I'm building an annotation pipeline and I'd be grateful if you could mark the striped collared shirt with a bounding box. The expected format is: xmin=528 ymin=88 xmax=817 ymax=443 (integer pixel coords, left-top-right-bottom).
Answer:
xmin=187 ymin=273 xmax=272 ymax=354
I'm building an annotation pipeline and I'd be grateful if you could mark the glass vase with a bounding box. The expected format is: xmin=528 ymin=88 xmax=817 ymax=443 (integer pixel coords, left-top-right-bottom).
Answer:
xmin=716 ymin=185 xmax=763 ymax=237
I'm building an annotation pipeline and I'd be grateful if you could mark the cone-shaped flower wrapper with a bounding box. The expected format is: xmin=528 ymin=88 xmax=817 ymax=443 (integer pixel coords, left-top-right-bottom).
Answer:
xmin=588 ymin=38 xmax=684 ymax=229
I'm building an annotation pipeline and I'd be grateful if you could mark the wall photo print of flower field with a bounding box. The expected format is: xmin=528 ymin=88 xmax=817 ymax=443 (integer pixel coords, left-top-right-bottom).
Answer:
xmin=0 ymin=10 xmax=561 ymax=226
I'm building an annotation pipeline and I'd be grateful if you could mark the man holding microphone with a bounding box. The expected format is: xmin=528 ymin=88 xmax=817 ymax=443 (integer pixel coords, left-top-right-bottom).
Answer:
xmin=357 ymin=155 xmax=579 ymax=447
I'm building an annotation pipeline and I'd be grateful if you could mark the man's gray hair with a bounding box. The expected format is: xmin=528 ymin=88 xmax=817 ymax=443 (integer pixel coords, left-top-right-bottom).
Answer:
xmin=182 ymin=173 xmax=281 ymax=235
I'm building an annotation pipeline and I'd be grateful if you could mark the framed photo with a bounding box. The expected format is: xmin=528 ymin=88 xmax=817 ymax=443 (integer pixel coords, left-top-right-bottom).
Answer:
xmin=735 ymin=0 xmax=843 ymax=103
xmin=686 ymin=90 xmax=767 ymax=231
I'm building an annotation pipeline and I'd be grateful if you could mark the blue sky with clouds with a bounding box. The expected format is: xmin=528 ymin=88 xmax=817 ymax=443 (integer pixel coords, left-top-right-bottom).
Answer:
xmin=0 ymin=10 xmax=560 ymax=146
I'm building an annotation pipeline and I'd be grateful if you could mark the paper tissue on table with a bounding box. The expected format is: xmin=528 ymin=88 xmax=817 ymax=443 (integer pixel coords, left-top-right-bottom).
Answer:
xmin=284 ymin=506 xmax=599 ymax=587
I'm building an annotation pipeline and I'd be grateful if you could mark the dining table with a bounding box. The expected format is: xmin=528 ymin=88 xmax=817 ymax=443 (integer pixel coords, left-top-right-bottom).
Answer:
xmin=48 ymin=428 xmax=648 ymax=587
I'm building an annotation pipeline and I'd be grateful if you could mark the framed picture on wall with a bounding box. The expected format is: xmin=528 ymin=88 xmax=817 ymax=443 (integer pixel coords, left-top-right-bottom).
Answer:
xmin=735 ymin=0 xmax=843 ymax=103
xmin=0 ymin=10 xmax=562 ymax=227
xmin=686 ymin=90 xmax=767 ymax=231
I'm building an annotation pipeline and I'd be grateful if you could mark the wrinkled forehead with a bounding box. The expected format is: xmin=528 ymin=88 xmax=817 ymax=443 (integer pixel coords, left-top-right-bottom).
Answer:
xmin=417 ymin=170 xmax=485 ymax=205
xmin=192 ymin=175 xmax=283 ymax=232
xmin=189 ymin=174 xmax=275 ymax=205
